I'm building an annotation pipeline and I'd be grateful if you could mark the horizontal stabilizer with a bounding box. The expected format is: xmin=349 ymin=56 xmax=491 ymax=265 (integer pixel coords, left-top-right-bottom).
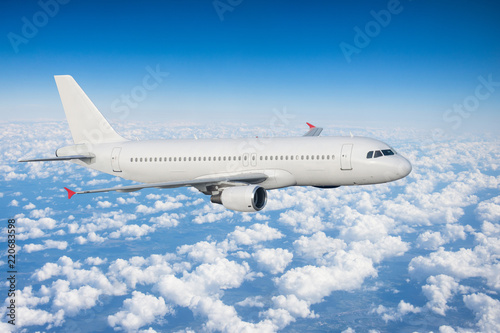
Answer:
xmin=19 ymin=154 xmax=94 ymax=162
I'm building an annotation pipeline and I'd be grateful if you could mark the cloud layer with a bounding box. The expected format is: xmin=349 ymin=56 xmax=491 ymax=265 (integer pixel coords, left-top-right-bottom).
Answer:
xmin=1 ymin=121 xmax=499 ymax=332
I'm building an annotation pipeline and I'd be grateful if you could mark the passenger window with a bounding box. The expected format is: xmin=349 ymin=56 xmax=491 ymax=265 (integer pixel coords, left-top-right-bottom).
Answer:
xmin=169 ymin=157 xmax=172 ymax=162
xmin=327 ymin=155 xmax=329 ymax=159
xmin=280 ymin=156 xmax=283 ymax=160
xmin=252 ymin=155 xmax=255 ymax=160
xmin=135 ymin=158 xmax=138 ymax=162
xmin=270 ymin=156 xmax=273 ymax=160
xmin=291 ymin=156 xmax=294 ymax=160
xmin=306 ymin=155 xmax=309 ymax=160
xmin=140 ymin=158 xmax=143 ymax=162
xmin=367 ymin=151 xmax=373 ymax=159
xmin=260 ymin=156 xmax=263 ymax=160
xmin=238 ymin=156 xmax=241 ymax=161
xmin=301 ymin=155 xmax=304 ymax=160
xmin=311 ymin=155 xmax=314 ymax=160
xmin=130 ymin=158 xmax=133 ymax=162
xmin=285 ymin=156 xmax=288 ymax=160
xmin=382 ymin=149 xmax=395 ymax=156
xmin=374 ymin=150 xmax=383 ymax=158
xmin=223 ymin=156 xmax=226 ymax=161
xmin=244 ymin=156 xmax=247 ymax=160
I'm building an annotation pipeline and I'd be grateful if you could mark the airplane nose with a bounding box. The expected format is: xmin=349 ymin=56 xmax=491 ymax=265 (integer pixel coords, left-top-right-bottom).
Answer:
xmin=398 ymin=156 xmax=412 ymax=178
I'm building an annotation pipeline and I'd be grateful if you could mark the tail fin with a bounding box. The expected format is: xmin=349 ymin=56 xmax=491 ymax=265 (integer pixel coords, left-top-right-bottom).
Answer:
xmin=54 ymin=75 xmax=127 ymax=144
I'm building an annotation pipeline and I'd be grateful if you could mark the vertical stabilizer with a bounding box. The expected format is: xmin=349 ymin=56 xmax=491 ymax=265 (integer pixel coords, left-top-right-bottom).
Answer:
xmin=54 ymin=75 xmax=127 ymax=144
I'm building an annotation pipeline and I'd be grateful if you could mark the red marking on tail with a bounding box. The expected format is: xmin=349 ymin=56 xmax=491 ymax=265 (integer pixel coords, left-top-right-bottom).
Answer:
xmin=64 ymin=187 xmax=76 ymax=199
xmin=306 ymin=122 xmax=315 ymax=129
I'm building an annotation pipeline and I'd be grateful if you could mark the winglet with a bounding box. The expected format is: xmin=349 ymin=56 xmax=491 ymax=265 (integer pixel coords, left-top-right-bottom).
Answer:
xmin=64 ymin=187 xmax=76 ymax=199
xmin=303 ymin=123 xmax=323 ymax=137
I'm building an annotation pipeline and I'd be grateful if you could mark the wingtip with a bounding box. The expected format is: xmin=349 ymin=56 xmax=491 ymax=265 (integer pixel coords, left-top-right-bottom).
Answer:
xmin=64 ymin=187 xmax=76 ymax=199
xmin=306 ymin=122 xmax=315 ymax=129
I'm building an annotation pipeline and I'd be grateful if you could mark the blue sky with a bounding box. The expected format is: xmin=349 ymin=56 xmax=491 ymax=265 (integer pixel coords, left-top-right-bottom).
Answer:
xmin=0 ymin=0 xmax=499 ymax=131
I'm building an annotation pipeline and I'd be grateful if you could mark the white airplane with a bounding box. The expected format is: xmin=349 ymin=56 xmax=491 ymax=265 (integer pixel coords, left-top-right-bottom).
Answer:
xmin=20 ymin=75 xmax=412 ymax=212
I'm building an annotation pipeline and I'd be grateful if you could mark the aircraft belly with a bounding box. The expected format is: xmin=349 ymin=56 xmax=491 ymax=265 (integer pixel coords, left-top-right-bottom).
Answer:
xmin=258 ymin=169 xmax=296 ymax=189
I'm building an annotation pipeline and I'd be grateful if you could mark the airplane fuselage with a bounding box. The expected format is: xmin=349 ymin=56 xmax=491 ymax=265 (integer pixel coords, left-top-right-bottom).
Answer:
xmin=73 ymin=135 xmax=411 ymax=193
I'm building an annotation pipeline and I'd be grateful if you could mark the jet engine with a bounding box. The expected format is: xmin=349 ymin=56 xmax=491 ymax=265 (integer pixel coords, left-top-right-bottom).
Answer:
xmin=210 ymin=185 xmax=267 ymax=212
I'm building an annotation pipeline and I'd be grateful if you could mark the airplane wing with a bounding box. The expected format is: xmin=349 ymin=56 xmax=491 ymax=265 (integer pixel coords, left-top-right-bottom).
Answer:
xmin=303 ymin=122 xmax=323 ymax=137
xmin=64 ymin=172 xmax=268 ymax=198
xmin=19 ymin=154 xmax=94 ymax=162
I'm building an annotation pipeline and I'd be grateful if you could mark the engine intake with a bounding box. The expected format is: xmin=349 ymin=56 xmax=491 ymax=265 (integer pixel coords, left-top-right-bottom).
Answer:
xmin=211 ymin=185 xmax=267 ymax=212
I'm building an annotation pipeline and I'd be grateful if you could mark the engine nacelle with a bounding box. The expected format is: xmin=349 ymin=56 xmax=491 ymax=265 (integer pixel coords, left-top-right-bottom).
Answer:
xmin=211 ymin=185 xmax=267 ymax=212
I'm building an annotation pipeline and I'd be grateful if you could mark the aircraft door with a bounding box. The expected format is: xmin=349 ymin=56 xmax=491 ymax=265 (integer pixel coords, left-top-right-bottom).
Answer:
xmin=111 ymin=147 xmax=122 ymax=172
xmin=340 ymin=144 xmax=353 ymax=170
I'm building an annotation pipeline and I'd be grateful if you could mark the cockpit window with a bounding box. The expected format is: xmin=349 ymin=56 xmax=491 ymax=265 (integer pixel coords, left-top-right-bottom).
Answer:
xmin=382 ymin=149 xmax=395 ymax=156
xmin=368 ymin=149 xmax=397 ymax=159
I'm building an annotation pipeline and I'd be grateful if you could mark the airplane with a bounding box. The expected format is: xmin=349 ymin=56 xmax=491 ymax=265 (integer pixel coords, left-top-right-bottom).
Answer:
xmin=19 ymin=75 xmax=412 ymax=212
